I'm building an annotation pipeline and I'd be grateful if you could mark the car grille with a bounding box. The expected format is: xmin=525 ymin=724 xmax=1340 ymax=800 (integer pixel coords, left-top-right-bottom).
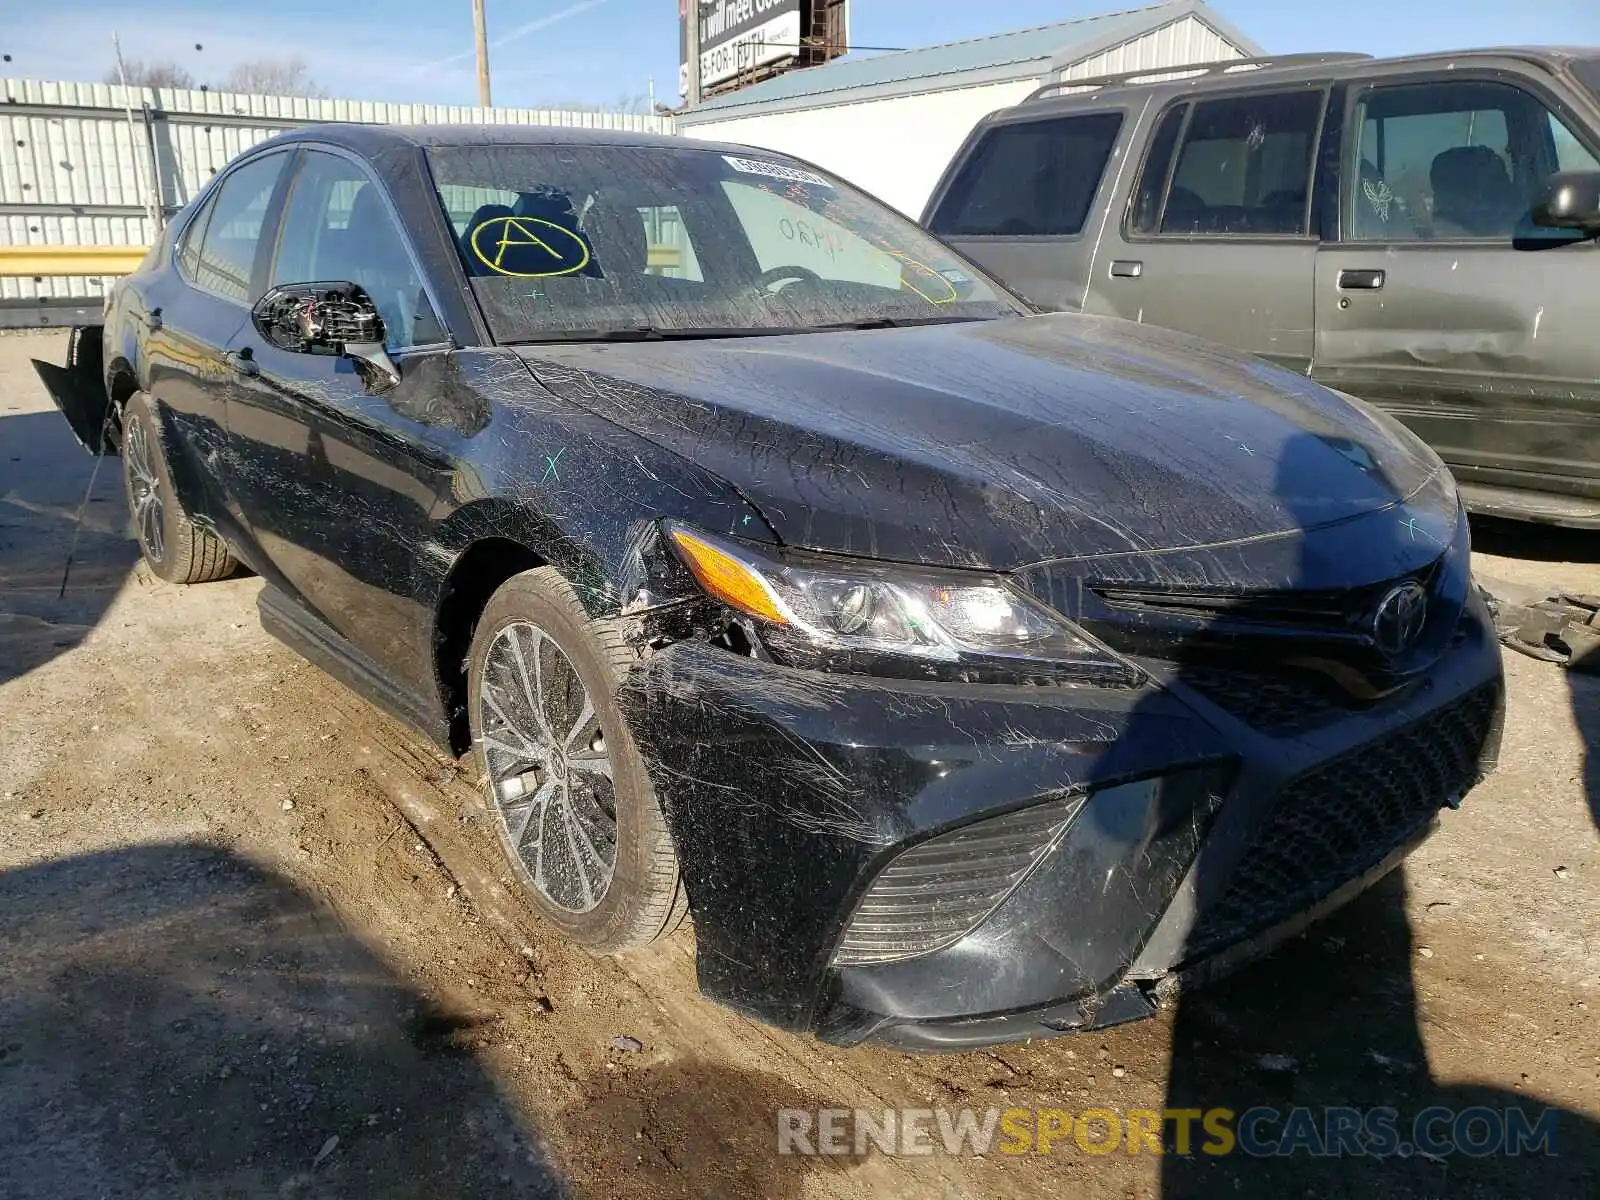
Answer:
xmin=1183 ymin=681 xmax=1501 ymax=962
xmin=1175 ymin=662 xmax=1354 ymax=736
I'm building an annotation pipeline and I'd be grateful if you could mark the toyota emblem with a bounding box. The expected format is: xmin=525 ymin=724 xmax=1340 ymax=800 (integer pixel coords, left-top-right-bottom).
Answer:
xmin=1371 ymin=581 xmax=1429 ymax=659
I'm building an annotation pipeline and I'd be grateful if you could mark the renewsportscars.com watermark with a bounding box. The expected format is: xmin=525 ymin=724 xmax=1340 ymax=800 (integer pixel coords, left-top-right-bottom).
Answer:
xmin=777 ymin=1106 xmax=1561 ymax=1159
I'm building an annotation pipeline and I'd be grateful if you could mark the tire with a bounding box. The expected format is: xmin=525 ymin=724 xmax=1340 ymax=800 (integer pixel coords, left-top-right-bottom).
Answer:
xmin=468 ymin=566 xmax=686 ymax=951
xmin=121 ymin=391 xmax=237 ymax=584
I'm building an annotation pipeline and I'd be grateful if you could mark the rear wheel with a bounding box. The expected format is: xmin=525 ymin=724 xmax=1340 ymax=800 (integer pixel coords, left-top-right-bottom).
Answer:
xmin=121 ymin=391 xmax=237 ymax=584
xmin=467 ymin=566 xmax=686 ymax=951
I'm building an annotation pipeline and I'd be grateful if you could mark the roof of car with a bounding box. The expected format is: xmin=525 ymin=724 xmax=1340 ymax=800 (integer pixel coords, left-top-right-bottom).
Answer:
xmin=1009 ymin=44 xmax=1596 ymax=111
xmin=265 ymin=123 xmax=720 ymax=154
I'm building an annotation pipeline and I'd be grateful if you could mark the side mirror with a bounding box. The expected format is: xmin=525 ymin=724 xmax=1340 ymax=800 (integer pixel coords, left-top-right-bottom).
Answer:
xmin=252 ymin=281 xmax=386 ymax=354
xmin=251 ymin=281 xmax=399 ymax=391
xmin=1532 ymin=170 xmax=1600 ymax=233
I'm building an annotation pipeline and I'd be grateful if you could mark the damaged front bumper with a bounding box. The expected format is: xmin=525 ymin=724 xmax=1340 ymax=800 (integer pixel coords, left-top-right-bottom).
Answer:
xmin=621 ymin=588 xmax=1504 ymax=1052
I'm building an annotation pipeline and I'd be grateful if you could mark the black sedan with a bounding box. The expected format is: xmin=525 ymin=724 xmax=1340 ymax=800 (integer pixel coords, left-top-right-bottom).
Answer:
xmin=38 ymin=124 xmax=1504 ymax=1051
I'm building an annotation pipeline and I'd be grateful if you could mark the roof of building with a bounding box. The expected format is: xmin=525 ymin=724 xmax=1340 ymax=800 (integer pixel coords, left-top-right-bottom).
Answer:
xmin=679 ymin=0 xmax=1264 ymax=121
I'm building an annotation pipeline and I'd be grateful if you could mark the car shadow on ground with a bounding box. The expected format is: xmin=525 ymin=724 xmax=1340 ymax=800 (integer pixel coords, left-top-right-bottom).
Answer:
xmin=0 ymin=841 xmax=849 ymax=1200
xmin=1155 ymin=456 xmax=1599 ymax=1195
xmin=0 ymin=841 xmax=566 ymax=1198
xmin=1159 ymin=869 xmax=1598 ymax=1197
xmin=0 ymin=409 xmax=138 ymax=686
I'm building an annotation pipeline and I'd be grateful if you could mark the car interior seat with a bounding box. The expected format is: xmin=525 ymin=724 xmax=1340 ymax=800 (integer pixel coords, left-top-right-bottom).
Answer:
xmin=1430 ymin=145 xmax=1521 ymax=238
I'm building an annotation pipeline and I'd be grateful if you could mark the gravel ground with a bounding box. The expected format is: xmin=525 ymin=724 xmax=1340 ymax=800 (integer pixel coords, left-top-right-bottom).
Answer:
xmin=1 ymin=330 xmax=1595 ymax=1199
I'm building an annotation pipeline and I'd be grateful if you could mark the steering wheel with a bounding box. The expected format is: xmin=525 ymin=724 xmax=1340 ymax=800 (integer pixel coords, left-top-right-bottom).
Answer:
xmin=752 ymin=264 xmax=824 ymax=293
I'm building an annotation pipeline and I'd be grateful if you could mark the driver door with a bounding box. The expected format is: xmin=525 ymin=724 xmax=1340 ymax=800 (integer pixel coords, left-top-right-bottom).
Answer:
xmin=1313 ymin=74 xmax=1600 ymax=515
xmin=223 ymin=147 xmax=459 ymax=694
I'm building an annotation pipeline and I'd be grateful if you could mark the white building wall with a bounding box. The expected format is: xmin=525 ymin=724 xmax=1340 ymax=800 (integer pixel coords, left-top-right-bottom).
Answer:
xmin=1062 ymin=15 xmax=1245 ymax=81
xmin=681 ymin=79 xmax=1041 ymax=217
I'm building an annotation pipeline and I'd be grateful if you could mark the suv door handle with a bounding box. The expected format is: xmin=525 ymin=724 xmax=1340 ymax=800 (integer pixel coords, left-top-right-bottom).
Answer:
xmin=225 ymin=348 xmax=259 ymax=378
xmin=1337 ymin=268 xmax=1385 ymax=291
xmin=1110 ymin=260 xmax=1144 ymax=278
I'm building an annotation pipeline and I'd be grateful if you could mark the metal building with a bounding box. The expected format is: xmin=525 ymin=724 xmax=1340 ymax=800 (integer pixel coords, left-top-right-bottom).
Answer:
xmin=675 ymin=0 xmax=1264 ymax=215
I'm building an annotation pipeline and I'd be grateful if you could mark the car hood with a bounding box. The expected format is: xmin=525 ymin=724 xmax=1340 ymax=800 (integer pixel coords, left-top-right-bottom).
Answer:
xmin=516 ymin=314 xmax=1457 ymax=583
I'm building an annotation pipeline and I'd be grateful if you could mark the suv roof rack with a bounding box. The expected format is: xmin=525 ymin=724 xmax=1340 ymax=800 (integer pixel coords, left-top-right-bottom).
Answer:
xmin=1022 ymin=52 xmax=1375 ymax=103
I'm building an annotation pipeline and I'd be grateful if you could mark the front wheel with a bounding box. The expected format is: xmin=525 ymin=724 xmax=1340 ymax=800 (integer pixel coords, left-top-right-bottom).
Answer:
xmin=467 ymin=566 xmax=686 ymax=951
xmin=121 ymin=391 xmax=237 ymax=584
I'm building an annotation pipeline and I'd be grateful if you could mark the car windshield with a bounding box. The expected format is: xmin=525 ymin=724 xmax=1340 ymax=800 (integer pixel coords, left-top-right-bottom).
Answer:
xmin=425 ymin=143 xmax=1024 ymax=342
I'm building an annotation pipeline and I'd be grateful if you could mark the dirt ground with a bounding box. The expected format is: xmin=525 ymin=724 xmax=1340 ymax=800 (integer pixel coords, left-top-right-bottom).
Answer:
xmin=1 ymin=329 xmax=1596 ymax=1199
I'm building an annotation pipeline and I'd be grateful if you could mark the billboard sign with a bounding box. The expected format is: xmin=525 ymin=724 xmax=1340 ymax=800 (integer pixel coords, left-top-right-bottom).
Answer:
xmin=680 ymin=0 xmax=805 ymax=93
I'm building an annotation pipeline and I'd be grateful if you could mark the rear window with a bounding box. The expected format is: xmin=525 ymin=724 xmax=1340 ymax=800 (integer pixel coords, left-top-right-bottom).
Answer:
xmin=928 ymin=112 xmax=1124 ymax=237
xmin=1160 ymin=90 xmax=1323 ymax=236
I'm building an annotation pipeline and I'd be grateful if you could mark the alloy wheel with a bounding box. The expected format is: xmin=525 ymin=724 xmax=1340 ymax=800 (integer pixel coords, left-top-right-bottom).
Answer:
xmin=477 ymin=620 xmax=618 ymax=913
xmin=124 ymin=414 xmax=165 ymax=564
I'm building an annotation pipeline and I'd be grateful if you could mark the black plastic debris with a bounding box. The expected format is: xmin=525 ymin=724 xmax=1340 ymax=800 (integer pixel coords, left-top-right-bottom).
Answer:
xmin=1480 ymin=578 xmax=1600 ymax=671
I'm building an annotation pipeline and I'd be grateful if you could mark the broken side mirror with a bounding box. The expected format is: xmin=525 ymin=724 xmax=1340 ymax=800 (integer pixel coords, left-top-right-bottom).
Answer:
xmin=1532 ymin=170 xmax=1600 ymax=233
xmin=251 ymin=281 xmax=400 ymax=390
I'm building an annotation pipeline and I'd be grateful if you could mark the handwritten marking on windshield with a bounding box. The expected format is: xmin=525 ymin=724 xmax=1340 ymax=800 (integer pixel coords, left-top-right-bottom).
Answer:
xmin=470 ymin=216 xmax=591 ymax=278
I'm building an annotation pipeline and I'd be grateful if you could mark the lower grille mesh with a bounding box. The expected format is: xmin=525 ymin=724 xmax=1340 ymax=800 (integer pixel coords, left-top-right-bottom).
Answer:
xmin=1184 ymin=682 xmax=1500 ymax=961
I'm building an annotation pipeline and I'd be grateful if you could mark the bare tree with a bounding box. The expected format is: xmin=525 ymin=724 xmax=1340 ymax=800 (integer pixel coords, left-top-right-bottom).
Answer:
xmin=220 ymin=56 xmax=326 ymax=98
xmin=104 ymin=59 xmax=196 ymax=89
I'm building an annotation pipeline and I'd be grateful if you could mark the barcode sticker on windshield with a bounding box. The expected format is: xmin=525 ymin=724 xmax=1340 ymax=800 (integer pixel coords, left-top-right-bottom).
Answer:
xmin=723 ymin=155 xmax=834 ymax=188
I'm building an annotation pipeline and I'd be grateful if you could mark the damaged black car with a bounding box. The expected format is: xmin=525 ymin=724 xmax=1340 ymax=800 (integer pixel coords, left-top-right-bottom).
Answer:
xmin=39 ymin=125 xmax=1504 ymax=1050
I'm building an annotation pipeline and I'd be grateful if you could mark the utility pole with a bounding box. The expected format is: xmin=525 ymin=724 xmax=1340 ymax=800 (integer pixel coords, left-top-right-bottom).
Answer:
xmin=685 ymin=0 xmax=701 ymax=107
xmin=472 ymin=0 xmax=492 ymax=107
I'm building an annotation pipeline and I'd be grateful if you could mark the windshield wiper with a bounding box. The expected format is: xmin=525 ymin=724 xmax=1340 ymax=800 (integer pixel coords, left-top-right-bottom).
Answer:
xmin=515 ymin=326 xmax=812 ymax=344
xmin=806 ymin=315 xmax=997 ymax=332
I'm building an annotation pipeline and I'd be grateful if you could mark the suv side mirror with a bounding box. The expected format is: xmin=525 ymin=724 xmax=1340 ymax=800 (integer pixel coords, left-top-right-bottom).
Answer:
xmin=252 ymin=281 xmax=386 ymax=354
xmin=1532 ymin=170 xmax=1600 ymax=232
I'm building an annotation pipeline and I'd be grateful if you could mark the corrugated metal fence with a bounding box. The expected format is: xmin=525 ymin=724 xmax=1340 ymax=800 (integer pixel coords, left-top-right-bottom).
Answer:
xmin=0 ymin=77 xmax=674 ymax=323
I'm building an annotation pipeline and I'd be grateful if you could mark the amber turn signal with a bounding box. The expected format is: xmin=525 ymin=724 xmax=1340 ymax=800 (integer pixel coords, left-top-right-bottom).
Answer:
xmin=668 ymin=527 xmax=789 ymax=625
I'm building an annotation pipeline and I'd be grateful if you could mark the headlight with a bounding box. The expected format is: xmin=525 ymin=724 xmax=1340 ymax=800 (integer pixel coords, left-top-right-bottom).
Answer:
xmin=666 ymin=522 xmax=1138 ymax=685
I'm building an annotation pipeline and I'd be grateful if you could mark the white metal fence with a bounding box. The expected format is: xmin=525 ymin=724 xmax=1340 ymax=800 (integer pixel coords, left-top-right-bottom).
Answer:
xmin=0 ymin=77 xmax=674 ymax=320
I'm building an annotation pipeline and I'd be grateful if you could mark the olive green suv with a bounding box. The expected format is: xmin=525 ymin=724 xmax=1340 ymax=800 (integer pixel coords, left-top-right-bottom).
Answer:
xmin=925 ymin=49 xmax=1600 ymax=527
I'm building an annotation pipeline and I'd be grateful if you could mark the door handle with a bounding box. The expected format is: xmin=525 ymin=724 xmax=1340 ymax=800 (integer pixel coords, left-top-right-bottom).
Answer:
xmin=1337 ymin=268 xmax=1385 ymax=291
xmin=1110 ymin=260 xmax=1144 ymax=279
xmin=225 ymin=348 xmax=259 ymax=378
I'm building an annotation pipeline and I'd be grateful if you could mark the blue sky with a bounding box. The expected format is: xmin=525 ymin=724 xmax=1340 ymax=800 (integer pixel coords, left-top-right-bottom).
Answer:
xmin=5 ymin=0 xmax=1598 ymax=110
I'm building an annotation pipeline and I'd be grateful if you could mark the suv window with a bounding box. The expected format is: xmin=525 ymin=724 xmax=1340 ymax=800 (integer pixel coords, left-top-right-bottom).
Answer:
xmin=1129 ymin=103 xmax=1186 ymax=235
xmin=929 ymin=112 xmax=1124 ymax=237
xmin=193 ymin=153 xmax=287 ymax=303
xmin=1347 ymin=79 xmax=1600 ymax=241
xmin=272 ymin=150 xmax=447 ymax=350
xmin=1160 ymin=91 xmax=1323 ymax=236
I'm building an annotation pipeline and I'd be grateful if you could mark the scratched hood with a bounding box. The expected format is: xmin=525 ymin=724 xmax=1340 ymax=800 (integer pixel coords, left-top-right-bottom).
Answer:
xmin=517 ymin=313 xmax=1456 ymax=576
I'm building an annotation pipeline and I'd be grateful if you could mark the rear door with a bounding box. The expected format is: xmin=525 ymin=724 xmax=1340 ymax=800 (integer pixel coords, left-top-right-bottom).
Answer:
xmin=222 ymin=147 xmax=458 ymax=693
xmin=142 ymin=150 xmax=295 ymax=531
xmin=925 ymin=107 xmax=1132 ymax=312
xmin=1312 ymin=73 xmax=1600 ymax=517
xmin=1088 ymin=86 xmax=1329 ymax=374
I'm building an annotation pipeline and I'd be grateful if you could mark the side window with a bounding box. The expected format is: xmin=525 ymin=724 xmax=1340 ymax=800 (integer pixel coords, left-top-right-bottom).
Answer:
xmin=1129 ymin=103 xmax=1187 ymax=235
xmin=1347 ymin=80 xmax=1600 ymax=242
xmin=175 ymin=194 xmax=217 ymax=282
xmin=1549 ymin=112 xmax=1600 ymax=173
xmin=1160 ymin=91 xmax=1323 ymax=236
xmin=272 ymin=150 xmax=447 ymax=350
xmin=192 ymin=153 xmax=287 ymax=303
xmin=928 ymin=112 xmax=1125 ymax=237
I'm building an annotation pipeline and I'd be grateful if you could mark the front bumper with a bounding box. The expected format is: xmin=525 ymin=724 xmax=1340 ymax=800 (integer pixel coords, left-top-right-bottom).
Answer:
xmin=621 ymin=587 xmax=1504 ymax=1050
